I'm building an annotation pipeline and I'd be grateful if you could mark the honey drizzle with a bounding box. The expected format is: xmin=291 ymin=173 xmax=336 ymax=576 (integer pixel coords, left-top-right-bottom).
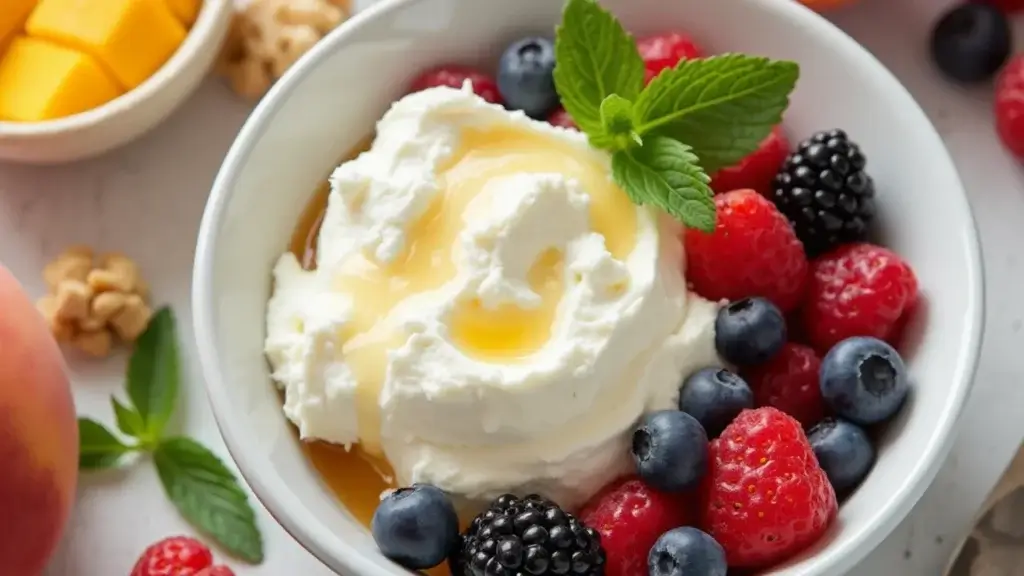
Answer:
xmin=289 ymin=165 xmax=450 ymax=576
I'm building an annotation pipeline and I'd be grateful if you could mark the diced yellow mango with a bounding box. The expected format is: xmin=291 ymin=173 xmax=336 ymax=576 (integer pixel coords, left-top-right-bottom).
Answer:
xmin=0 ymin=0 xmax=36 ymax=44
xmin=0 ymin=36 xmax=122 ymax=122
xmin=165 ymin=0 xmax=201 ymax=26
xmin=26 ymin=0 xmax=186 ymax=90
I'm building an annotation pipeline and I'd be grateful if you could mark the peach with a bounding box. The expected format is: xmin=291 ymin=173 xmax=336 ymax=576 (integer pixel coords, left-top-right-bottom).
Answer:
xmin=0 ymin=264 xmax=78 ymax=575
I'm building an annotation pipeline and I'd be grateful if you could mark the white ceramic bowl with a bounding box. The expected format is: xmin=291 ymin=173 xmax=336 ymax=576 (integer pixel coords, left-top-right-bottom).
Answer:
xmin=0 ymin=0 xmax=233 ymax=165
xmin=193 ymin=0 xmax=985 ymax=573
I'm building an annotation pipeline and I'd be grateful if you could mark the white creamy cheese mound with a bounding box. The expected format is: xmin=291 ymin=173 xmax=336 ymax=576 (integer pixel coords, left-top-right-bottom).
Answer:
xmin=265 ymin=85 xmax=720 ymax=510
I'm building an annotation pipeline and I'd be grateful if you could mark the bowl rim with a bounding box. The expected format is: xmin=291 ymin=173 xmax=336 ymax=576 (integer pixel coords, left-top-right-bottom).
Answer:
xmin=0 ymin=0 xmax=233 ymax=135
xmin=192 ymin=0 xmax=985 ymax=573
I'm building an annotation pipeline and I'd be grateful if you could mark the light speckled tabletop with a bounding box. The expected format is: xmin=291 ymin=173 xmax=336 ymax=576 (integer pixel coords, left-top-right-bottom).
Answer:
xmin=0 ymin=0 xmax=1021 ymax=573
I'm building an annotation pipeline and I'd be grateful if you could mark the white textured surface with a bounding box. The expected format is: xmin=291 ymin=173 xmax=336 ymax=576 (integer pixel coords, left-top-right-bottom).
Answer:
xmin=264 ymin=85 xmax=719 ymax=511
xmin=0 ymin=0 xmax=1013 ymax=573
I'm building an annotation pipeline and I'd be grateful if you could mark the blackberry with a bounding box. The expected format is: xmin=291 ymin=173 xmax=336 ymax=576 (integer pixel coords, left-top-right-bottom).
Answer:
xmin=451 ymin=493 xmax=605 ymax=576
xmin=771 ymin=129 xmax=876 ymax=256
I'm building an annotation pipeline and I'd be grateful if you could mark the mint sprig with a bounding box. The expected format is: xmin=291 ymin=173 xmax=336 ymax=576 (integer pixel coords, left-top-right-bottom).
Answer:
xmin=553 ymin=0 xmax=800 ymax=232
xmin=553 ymin=0 xmax=645 ymax=137
xmin=76 ymin=307 xmax=264 ymax=564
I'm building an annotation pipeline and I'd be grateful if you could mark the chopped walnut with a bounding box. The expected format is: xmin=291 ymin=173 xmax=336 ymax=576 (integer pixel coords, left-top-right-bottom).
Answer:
xmin=110 ymin=294 xmax=153 ymax=342
xmin=217 ymin=0 xmax=349 ymax=100
xmin=43 ymin=246 xmax=92 ymax=291
xmin=73 ymin=330 xmax=113 ymax=358
xmin=36 ymin=247 xmax=156 ymax=359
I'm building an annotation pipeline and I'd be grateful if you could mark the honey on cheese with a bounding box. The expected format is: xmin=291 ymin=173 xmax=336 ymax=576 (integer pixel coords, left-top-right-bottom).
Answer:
xmin=26 ymin=0 xmax=187 ymax=90
xmin=0 ymin=37 xmax=122 ymax=122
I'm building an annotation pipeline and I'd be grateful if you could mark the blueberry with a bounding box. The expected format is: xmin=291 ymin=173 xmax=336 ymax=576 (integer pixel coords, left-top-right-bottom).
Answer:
xmin=807 ymin=417 xmax=876 ymax=495
xmin=820 ymin=336 xmax=909 ymax=425
xmin=371 ymin=483 xmax=459 ymax=570
xmin=714 ymin=297 xmax=787 ymax=366
xmin=678 ymin=368 xmax=754 ymax=438
xmin=631 ymin=410 xmax=708 ymax=492
xmin=648 ymin=527 xmax=727 ymax=576
xmin=931 ymin=3 xmax=1011 ymax=84
xmin=497 ymin=37 xmax=558 ymax=118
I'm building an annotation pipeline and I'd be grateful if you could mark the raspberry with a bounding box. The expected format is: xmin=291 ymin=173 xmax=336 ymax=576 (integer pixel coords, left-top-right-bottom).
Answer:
xmin=802 ymin=243 xmax=919 ymax=354
xmin=684 ymin=189 xmax=809 ymax=313
xmin=547 ymin=107 xmax=578 ymax=130
xmin=580 ymin=477 xmax=692 ymax=576
xmin=710 ymin=126 xmax=791 ymax=197
xmin=195 ymin=568 xmax=235 ymax=576
xmin=744 ymin=343 xmax=827 ymax=428
xmin=130 ymin=536 xmax=213 ymax=576
xmin=700 ymin=407 xmax=837 ymax=568
xmin=637 ymin=33 xmax=703 ymax=84
xmin=408 ymin=66 xmax=502 ymax=104
xmin=995 ymin=55 xmax=1024 ymax=160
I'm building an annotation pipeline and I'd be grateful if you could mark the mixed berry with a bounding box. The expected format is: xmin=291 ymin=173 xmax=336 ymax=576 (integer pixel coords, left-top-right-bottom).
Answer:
xmin=930 ymin=2 xmax=1024 ymax=159
xmin=130 ymin=536 xmax=235 ymax=576
xmin=369 ymin=21 xmax=922 ymax=576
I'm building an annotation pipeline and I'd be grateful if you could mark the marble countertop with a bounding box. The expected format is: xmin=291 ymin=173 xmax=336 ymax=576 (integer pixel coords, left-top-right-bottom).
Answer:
xmin=0 ymin=0 xmax=1021 ymax=573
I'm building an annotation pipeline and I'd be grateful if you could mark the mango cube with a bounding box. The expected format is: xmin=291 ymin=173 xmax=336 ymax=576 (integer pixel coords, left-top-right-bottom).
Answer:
xmin=165 ymin=0 xmax=201 ymax=26
xmin=0 ymin=0 xmax=37 ymax=43
xmin=26 ymin=0 xmax=187 ymax=90
xmin=0 ymin=37 xmax=122 ymax=122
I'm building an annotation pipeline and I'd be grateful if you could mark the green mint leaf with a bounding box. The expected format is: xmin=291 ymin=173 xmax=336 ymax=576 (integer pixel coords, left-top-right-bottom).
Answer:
xmin=611 ymin=136 xmax=716 ymax=232
xmin=78 ymin=418 xmax=132 ymax=470
xmin=598 ymin=94 xmax=641 ymax=151
xmin=154 ymin=437 xmax=264 ymax=563
xmin=111 ymin=397 xmax=146 ymax=440
xmin=553 ymin=0 xmax=645 ymax=138
xmin=633 ymin=54 xmax=799 ymax=172
xmin=127 ymin=307 xmax=179 ymax=439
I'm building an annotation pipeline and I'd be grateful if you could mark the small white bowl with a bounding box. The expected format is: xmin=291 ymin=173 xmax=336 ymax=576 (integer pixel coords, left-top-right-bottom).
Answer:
xmin=193 ymin=0 xmax=985 ymax=574
xmin=0 ymin=0 xmax=233 ymax=165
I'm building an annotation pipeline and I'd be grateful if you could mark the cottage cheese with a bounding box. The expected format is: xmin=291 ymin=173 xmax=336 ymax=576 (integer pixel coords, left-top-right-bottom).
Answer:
xmin=265 ymin=85 xmax=719 ymax=509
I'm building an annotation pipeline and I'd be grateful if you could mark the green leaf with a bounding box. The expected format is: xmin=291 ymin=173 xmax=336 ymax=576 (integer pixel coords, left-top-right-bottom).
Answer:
xmin=78 ymin=418 xmax=132 ymax=470
xmin=154 ymin=437 xmax=264 ymax=563
xmin=611 ymin=136 xmax=716 ymax=232
xmin=553 ymin=0 xmax=645 ymax=138
xmin=633 ymin=54 xmax=800 ymax=172
xmin=598 ymin=94 xmax=642 ymax=150
xmin=127 ymin=307 xmax=179 ymax=439
xmin=111 ymin=396 xmax=146 ymax=440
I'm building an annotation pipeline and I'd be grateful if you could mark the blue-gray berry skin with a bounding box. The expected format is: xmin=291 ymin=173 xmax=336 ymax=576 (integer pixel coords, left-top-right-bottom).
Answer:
xmin=807 ymin=417 xmax=876 ymax=495
xmin=820 ymin=336 xmax=909 ymax=425
xmin=931 ymin=3 xmax=1011 ymax=84
xmin=648 ymin=527 xmax=727 ymax=576
xmin=631 ymin=410 xmax=708 ymax=492
xmin=371 ymin=484 xmax=459 ymax=570
xmin=496 ymin=37 xmax=558 ymax=118
xmin=714 ymin=297 xmax=787 ymax=366
xmin=678 ymin=368 xmax=754 ymax=438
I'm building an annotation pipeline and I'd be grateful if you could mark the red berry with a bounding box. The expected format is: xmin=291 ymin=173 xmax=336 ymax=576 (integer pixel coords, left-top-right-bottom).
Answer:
xmin=700 ymin=407 xmax=837 ymax=568
xmin=710 ymin=126 xmax=791 ymax=196
xmin=408 ymin=66 xmax=502 ymax=104
xmin=579 ymin=477 xmax=693 ymax=576
xmin=130 ymin=536 xmax=213 ymax=576
xmin=744 ymin=343 xmax=826 ymax=428
xmin=637 ymin=32 xmax=703 ymax=84
xmin=547 ymin=107 xmax=578 ymax=130
xmin=977 ymin=0 xmax=1024 ymax=14
xmin=802 ymin=243 xmax=919 ymax=354
xmin=995 ymin=55 xmax=1024 ymax=160
xmin=684 ymin=189 xmax=808 ymax=313
xmin=195 ymin=567 xmax=235 ymax=576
